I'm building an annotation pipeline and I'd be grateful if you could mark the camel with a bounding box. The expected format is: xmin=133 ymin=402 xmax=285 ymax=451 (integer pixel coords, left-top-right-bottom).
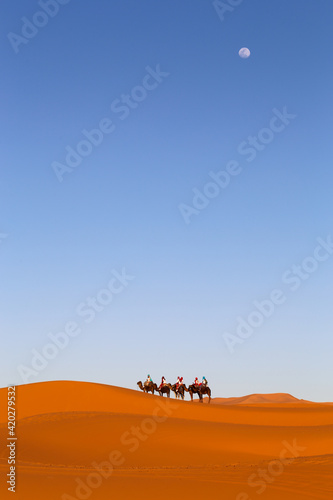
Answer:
xmin=188 ymin=384 xmax=211 ymax=403
xmin=157 ymin=384 xmax=170 ymax=397
xmin=168 ymin=383 xmax=187 ymax=400
xmin=137 ymin=381 xmax=158 ymax=395
xmin=199 ymin=384 xmax=211 ymax=403
xmin=187 ymin=384 xmax=202 ymax=402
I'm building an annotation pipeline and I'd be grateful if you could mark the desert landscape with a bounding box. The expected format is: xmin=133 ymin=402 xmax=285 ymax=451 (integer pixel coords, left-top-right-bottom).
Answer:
xmin=0 ymin=381 xmax=332 ymax=499
xmin=2 ymin=2 xmax=333 ymax=499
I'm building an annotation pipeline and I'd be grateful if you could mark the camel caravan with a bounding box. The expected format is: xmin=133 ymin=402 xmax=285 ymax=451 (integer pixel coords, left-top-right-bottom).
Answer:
xmin=137 ymin=375 xmax=211 ymax=403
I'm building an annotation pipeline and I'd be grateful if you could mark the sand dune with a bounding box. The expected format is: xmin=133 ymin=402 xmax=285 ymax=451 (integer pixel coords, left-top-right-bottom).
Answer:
xmin=0 ymin=381 xmax=332 ymax=499
xmin=206 ymin=392 xmax=305 ymax=405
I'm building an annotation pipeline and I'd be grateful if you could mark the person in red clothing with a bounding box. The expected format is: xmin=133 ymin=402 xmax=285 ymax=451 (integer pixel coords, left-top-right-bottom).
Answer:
xmin=176 ymin=376 xmax=183 ymax=389
xmin=193 ymin=377 xmax=200 ymax=387
xmin=159 ymin=376 xmax=166 ymax=390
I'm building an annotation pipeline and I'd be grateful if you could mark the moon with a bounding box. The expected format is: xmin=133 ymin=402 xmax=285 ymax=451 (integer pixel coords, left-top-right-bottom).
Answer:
xmin=239 ymin=47 xmax=251 ymax=59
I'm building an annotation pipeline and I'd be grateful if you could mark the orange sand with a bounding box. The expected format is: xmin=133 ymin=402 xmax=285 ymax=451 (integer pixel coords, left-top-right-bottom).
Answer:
xmin=0 ymin=381 xmax=332 ymax=499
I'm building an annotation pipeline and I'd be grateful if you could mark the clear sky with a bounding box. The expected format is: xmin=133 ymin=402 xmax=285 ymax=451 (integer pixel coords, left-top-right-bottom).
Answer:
xmin=1 ymin=0 xmax=332 ymax=401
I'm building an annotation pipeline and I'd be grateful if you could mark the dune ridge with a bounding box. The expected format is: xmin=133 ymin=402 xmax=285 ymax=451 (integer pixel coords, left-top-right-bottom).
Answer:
xmin=206 ymin=392 xmax=305 ymax=404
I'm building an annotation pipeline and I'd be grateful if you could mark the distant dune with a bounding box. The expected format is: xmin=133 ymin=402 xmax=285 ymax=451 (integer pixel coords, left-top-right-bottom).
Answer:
xmin=0 ymin=381 xmax=332 ymax=499
xmin=202 ymin=392 xmax=309 ymax=405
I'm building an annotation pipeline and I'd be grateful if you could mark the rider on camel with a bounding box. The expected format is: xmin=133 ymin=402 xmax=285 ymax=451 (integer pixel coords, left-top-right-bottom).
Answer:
xmin=176 ymin=376 xmax=183 ymax=389
xmin=202 ymin=376 xmax=208 ymax=386
xmin=194 ymin=377 xmax=200 ymax=387
xmin=144 ymin=374 xmax=153 ymax=387
xmin=159 ymin=376 xmax=167 ymax=390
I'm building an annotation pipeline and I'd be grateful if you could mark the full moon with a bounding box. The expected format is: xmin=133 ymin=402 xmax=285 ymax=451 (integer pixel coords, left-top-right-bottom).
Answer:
xmin=239 ymin=47 xmax=251 ymax=59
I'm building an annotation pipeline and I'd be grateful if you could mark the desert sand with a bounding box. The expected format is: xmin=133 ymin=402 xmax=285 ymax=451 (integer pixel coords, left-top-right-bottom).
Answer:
xmin=0 ymin=381 xmax=332 ymax=499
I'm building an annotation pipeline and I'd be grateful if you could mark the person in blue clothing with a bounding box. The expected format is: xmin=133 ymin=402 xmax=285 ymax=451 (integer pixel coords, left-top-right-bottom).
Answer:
xmin=144 ymin=374 xmax=153 ymax=386
xmin=202 ymin=376 xmax=208 ymax=386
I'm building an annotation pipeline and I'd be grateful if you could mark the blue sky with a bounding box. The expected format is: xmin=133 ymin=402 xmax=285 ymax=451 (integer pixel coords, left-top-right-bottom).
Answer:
xmin=1 ymin=0 xmax=332 ymax=401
